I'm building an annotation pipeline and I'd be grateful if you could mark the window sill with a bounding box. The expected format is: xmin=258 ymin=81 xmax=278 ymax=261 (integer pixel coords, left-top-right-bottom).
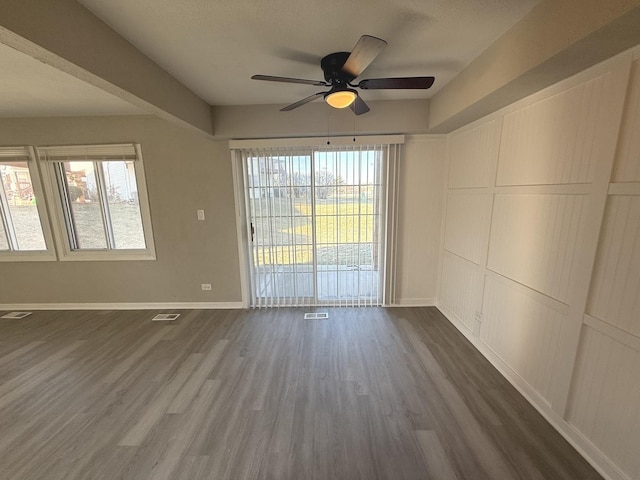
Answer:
xmin=0 ymin=251 xmax=57 ymax=262
xmin=57 ymin=249 xmax=157 ymax=262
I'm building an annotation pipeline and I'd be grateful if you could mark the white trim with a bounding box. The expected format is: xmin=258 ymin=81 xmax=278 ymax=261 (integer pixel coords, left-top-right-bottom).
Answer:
xmin=405 ymin=134 xmax=448 ymax=141
xmin=0 ymin=145 xmax=57 ymax=261
xmin=37 ymin=143 xmax=137 ymax=159
xmin=485 ymin=269 xmax=571 ymax=315
xmin=389 ymin=298 xmax=436 ymax=307
xmin=230 ymin=149 xmax=251 ymax=308
xmin=0 ymin=146 xmax=31 ymax=158
xmin=493 ymin=183 xmax=592 ymax=195
xmin=0 ymin=251 xmax=57 ymax=262
xmin=608 ymin=182 xmax=640 ymax=195
xmin=584 ymin=313 xmax=640 ymax=352
xmin=383 ymin=145 xmax=401 ymax=305
xmin=229 ymin=134 xmax=405 ymax=149
xmin=436 ymin=304 xmax=630 ymax=480
xmin=0 ymin=302 xmax=244 ymax=311
xmin=550 ymin=50 xmax=632 ymax=415
xmin=498 ymin=47 xmax=635 ymax=120
xmin=38 ymin=143 xmax=156 ymax=261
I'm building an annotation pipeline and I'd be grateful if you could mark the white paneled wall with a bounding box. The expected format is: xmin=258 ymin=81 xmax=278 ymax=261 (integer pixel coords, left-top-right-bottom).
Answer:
xmin=588 ymin=196 xmax=640 ymax=336
xmin=568 ymin=325 xmax=640 ymax=480
xmin=481 ymin=274 xmax=567 ymax=404
xmin=439 ymin=252 xmax=482 ymax=331
xmin=497 ymin=74 xmax=610 ymax=186
xmin=437 ymin=48 xmax=640 ymax=480
xmin=612 ymin=60 xmax=640 ymax=182
xmin=488 ymin=194 xmax=586 ymax=303
xmin=449 ymin=121 xmax=497 ymax=188
xmin=444 ymin=193 xmax=491 ymax=264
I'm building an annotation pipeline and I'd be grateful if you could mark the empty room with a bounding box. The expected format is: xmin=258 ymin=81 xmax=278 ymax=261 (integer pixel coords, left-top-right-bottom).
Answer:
xmin=1 ymin=1 xmax=640 ymax=479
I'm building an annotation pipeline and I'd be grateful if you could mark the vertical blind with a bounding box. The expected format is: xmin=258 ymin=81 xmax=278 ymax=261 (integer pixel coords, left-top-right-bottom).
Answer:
xmin=231 ymin=136 xmax=402 ymax=308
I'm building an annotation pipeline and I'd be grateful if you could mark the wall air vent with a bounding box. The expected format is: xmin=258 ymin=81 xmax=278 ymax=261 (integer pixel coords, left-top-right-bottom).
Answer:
xmin=304 ymin=312 xmax=329 ymax=320
xmin=152 ymin=313 xmax=180 ymax=322
xmin=1 ymin=312 xmax=33 ymax=319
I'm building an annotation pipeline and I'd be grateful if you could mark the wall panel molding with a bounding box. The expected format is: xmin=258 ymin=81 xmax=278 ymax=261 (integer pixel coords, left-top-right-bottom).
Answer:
xmin=448 ymin=120 xmax=499 ymax=189
xmin=567 ymin=326 xmax=640 ymax=479
xmin=448 ymin=120 xmax=498 ymax=189
xmin=488 ymin=193 xmax=587 ymax=303
xmin=611 ymin=58 xmax=640 ymax=182
xmin=497 ymin=73 xmax=610 ymax=186
xmin=608 ymin=182 xmax=640 ymax=195
xmin=584 ymin=313 xmax=640 ymax=352
xmin=481 ymin=274 xmax=568 ymax=404
xmin=444 ymin=193 xmax=492 ymax=264
xmin=439 ymin=251 xmax=483 ymax=331
xmin=587 ymin=195 xmax=640 ymax=337
xmin=437 ymin=48 xmax=638 ymax=480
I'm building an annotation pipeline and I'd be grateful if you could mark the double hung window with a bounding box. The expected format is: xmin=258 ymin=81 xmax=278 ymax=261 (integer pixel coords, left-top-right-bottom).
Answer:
xmin=0 ymin=147 xmax=55 ymax=260
xmin=38 ymin=144 xmax=155 ymax=260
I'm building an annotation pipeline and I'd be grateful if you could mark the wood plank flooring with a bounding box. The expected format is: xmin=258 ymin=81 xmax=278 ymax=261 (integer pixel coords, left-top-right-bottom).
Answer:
xmin=0 ymin=307 xmax=602 ymax=479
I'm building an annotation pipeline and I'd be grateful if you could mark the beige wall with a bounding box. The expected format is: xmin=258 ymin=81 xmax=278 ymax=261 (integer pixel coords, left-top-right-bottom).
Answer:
xmin=0 ymin=115 xmax=446 ymax=306
xmin=0 ymin=115 xmax=241 ymax=305
xmin=437 ymin=46 xmax=640 ymax=480
xmin=0 ymin=0 xmax=213 ymax=135
xmin=212 ymin=99 xmax=429 ymax=139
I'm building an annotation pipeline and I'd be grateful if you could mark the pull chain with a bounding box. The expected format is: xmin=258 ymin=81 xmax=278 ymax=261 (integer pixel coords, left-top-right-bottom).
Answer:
xmin=353 ymin=113 xmax=356 ymax=142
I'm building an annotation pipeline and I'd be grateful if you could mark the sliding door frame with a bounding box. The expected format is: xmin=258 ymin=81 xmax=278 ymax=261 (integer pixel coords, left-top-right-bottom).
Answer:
xmin=230 ymin=135 xmax=404 ymax=308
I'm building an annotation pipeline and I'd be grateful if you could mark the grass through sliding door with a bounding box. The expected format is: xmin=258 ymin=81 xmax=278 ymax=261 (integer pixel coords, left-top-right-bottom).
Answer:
xmin=242 ymin=145 xmax=387 ymax=307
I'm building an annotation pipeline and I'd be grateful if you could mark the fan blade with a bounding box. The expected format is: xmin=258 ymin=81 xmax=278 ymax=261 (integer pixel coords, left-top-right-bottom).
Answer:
xmin=252 ymin=75 xmax=328 ymax=86
xmin=280 ymin=92 xmax=327 ymax=111
xmin=357 ymin=76 xmax=435 ymax=90
xmin=341 ymin=35 xmax=387 ymax=78
xmin=350 ymin=95 xmax=370 ymax=116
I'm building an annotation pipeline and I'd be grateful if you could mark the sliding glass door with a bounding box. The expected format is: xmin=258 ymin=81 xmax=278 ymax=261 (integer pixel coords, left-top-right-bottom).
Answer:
xmin=240 ymin=144 xmax=389 ymax=307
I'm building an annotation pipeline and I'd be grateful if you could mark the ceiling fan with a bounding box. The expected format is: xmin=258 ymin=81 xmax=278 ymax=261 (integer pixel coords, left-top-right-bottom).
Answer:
xmin=252 ymin=35 xmax=435 ymax=115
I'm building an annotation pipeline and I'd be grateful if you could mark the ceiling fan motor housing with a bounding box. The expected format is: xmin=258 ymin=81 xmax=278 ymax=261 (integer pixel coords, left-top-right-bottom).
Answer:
xmin=321 ymin=52 xmax=356 ymax=85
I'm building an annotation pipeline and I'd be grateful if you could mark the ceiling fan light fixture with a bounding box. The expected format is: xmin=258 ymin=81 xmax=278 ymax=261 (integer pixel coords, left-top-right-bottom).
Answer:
xmin=325 ymin=88 xmax=357 ymax=109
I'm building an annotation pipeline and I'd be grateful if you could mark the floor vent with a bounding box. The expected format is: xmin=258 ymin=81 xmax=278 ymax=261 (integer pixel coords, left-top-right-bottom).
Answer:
xmin=152 ymin=313 xmax=180 ymax=322
xmin=304 ymin=312 xmax=329 ymax=320
xmin=1 ymin=311 xmax=33 ymax=319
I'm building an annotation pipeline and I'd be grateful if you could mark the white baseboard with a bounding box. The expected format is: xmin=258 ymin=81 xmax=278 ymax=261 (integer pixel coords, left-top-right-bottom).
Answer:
xmin=0 ymin=302 xmax=244 ymax=311
xmin=390 ymin=297 xmax=436 ymax=307
xmin=435 ymin=301 xmax=630 ymax=480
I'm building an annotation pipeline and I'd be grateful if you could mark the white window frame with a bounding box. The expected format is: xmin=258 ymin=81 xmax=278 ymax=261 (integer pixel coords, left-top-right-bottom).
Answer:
xmin=38 ymin=143 xmax=156 ymax=261
xmin=0 ymin=146 xmax=56 ymax=262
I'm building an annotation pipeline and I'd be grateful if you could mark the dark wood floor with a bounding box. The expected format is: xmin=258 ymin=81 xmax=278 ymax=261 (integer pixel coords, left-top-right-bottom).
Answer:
xmin=0 ymin=307 xmax=601 ymax=480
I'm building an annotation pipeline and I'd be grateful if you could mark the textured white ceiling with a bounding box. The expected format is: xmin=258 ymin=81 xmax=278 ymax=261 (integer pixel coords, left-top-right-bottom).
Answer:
xmin=79 ymin=0 xmax=539 ymax=107
xmin=0 ymin=42 xmax=143 ymax=117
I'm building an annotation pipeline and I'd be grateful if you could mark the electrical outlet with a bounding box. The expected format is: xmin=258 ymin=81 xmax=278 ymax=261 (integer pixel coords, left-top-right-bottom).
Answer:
xmin=201 ymin=283 xmax=212 ymax=291
xmin=197 ymin=209 xmax=205 ymax=221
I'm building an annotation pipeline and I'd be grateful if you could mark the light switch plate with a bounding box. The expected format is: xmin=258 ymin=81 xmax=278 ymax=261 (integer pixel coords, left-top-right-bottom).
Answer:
xmin=197 ymin=209 xmax=205 ymax=221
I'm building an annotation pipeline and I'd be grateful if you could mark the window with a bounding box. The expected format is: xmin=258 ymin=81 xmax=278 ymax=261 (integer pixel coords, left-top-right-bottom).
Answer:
xmin=38 ymin=144 xmax=155 ymax=260
xmin=0 ymin=147 xmax=55 ymax=261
